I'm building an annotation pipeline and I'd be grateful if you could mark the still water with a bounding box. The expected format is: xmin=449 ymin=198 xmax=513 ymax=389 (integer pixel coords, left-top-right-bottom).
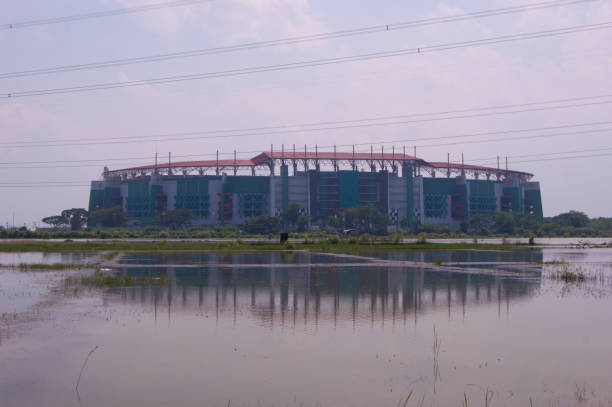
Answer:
xmin=1 ymin=249 xmax=612 ymax=407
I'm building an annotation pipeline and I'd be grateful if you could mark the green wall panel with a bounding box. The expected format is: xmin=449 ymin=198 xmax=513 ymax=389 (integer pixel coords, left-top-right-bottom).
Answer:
xmin=502 ymin=187 xmax=523 ymax=214
xmin=338 ymin=171 xmax=359 ymax=209
xmin=176 ymin=178 xmax=210 ymax=217
xmin=524 ymin=189 xmax=543 ymax=217
xmin=88 ymin=190 xmax=104 ymax=212
xmin=223 ymin=176 xmax=269 ymax=194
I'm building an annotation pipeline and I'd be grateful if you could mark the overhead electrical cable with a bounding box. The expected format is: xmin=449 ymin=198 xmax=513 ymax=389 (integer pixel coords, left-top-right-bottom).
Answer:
xmin=0 ymin=0 xmax=211 ymax=31
xmin=469 ymin=146 xmax=612 ymax=163
xmin=3 ymin=94 xmax=612 ymax=149
xmin=0 ymin=0 xmax=594 ymax=79
xmin=3 ymin=20 xmax=612 ymax=98
xmin=1 ymin=127 xmax=611 ymax=170
xmin=3 ymin=150 xmax=612 ymax=187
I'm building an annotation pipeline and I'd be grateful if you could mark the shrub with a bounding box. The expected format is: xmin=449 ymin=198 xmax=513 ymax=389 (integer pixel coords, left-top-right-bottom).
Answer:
xmin=359 ymin=234 xmax=373 ymax=245
xmin=416 ymin=233 xmax=427 ymax=244
xmin=327 ymin=235 xmax=340 ymax=245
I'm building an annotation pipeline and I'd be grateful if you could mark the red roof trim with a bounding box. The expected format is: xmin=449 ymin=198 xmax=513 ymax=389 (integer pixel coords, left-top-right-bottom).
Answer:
xmin=105 ymin=152 xmax=532 ymax=177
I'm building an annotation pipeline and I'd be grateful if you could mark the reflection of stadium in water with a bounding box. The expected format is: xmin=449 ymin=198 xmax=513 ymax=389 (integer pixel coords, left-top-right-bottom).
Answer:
xmin=105 ymin=260 xmax=543 ymax=326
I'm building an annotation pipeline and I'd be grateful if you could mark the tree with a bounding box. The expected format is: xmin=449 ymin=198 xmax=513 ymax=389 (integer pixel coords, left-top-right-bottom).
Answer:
xmin=89 ymin=207 xmax=128 ymax=228
xmin=62 ymin=208 xmax=89 ymax=231
xmin=494 ymin=212 xmax=516 ymax=235
xmin=283 ymin=202 xmax=301 ymax=227
xmin=243 ymin=215 xmax=280 ymax=235
xmin=296 ymin=214 xmax=310 ymax=233
xmin=462 ymin=214 xmax=494 ymax=235
xmin=553 ymin=211 xmax=589 ymax=228
xmin=334 ymin=206 xmax=390 ymax=235
xmin=42 ymin=215 xmax=69 ymax=229
xmin=155 ymin=209 xmax=197 ymax=230
xmin=42 ymin=208 xmax=88 ymax=230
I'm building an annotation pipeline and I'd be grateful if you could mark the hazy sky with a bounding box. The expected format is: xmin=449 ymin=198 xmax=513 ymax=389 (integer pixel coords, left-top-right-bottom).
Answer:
xmin=1 ymin=0 xmax=611 ymax=227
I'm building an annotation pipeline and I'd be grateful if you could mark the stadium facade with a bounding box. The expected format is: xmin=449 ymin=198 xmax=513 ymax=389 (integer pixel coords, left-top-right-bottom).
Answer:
xmin=88 ymin=149 xmax=543 ymax=228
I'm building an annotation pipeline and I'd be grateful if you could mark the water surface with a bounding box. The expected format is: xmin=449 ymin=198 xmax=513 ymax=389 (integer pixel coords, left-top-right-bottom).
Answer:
xmin=1 ymin=248 xmax=611 ymax=407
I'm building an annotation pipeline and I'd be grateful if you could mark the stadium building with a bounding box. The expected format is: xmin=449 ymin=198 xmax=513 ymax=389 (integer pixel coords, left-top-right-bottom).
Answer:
xmin=88 ymin=148 xmax=543 ymax=228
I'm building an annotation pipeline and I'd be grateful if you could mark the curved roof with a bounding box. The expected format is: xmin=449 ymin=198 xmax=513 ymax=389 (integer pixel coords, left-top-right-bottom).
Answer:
xmin=105 ymin=151 xmax=533 ymax=179
xmin=427 ymin=162 xmax=533 ymax=177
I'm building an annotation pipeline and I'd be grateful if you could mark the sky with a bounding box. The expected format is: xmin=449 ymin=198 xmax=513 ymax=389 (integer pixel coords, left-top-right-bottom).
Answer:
xmin=1 ymin=0 xmax=611 ymax=227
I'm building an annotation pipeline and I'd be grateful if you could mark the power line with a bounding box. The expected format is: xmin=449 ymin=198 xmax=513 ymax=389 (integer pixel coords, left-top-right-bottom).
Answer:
xmin=0 ymin=0 xmax=211 ymax=31
xmin=1 ymin=127 xmax=611 ymax=171
xmin=3 ymin=20 xmax=612 ymax=98
xmin=2 ymin=150 xmax=612 ymax=187
xmin=3 ymin=93 xmax=612 ymax=149
xmin=470 ymin=146 xmax=612 ymax=163
xmin=1 ymin=119 xmax=611 ymax=167
xmin=0 ymin=0 xmax=594 ymax=79
xmin=368 ymin=127 xmax=612 ymax=150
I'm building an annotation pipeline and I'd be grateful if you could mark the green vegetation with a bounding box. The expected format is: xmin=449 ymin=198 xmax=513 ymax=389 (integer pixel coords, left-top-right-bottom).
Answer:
xmin=323 ymin=206 xmax=389 ymax=235
xmin=89 ymin=207 xmax=127 ymax=228
xmin=42 ymin=208 xmax=88 ymax=231
xmin=459 ymin=210 xmax=612 ymax=237
xmin=101 ymin=251 xmax=119 ymax=261
xmin=154 ymin=209 xmax=197 ymax=229
xmin=4 ymin=209 xmax=611 ymax=240
xmin=242 ymin=215 xmax=281 ymax=235
xmin=283 ymin=202 xmax=301 ymax=227
xmin=12 ymin=263 xmax=94 ymax=271
xmin=0 ymin=239 xmax=526 ymax=254
xmin=548 ymin=264 xmax=588 ymax=283
xmin=65 ymin=274 xmax=170 ymax=288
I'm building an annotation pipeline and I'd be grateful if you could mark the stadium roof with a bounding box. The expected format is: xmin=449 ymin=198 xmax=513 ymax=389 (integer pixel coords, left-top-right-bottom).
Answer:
xmin=105 ymin=150 xmax=533 ymax=179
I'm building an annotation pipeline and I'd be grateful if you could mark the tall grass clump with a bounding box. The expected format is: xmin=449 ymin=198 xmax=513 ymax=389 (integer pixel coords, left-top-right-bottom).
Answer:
xmin=326 ymin=235 xmax=340 ymax=245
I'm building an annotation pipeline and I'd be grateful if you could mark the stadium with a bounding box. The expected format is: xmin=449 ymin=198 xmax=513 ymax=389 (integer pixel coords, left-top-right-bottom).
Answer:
xmin=88 ymin=147 xmax=543 ymax=229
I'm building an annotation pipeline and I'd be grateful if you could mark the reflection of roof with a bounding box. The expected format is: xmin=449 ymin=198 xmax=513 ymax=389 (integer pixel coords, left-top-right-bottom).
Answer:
xmin=105 ymin=151 xmax=533 ymax=179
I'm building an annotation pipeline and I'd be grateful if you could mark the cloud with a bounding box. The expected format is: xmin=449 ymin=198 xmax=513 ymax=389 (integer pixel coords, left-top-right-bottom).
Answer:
xmin=106 ymin=0 xmax=324 ymax=41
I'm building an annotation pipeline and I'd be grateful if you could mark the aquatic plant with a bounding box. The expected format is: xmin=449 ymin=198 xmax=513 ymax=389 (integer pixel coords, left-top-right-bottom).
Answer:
xmin=529 ymin=234 xmax=535 ymax=245
xmin=548 ymin=264 xmax=587 ymax=283
xmin=65 ymin=273 xmax=170 ymax=288
xmin=433 ymin=326 xmax=441 ymax=392
xmin=101 ymin=251 xmax=119 ymax=261
xmin=16 ymin=263 xmax=93 ymax=271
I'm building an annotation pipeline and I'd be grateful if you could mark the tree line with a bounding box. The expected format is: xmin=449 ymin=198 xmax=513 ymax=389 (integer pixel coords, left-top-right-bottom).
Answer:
xmin=1 ymin=206 xmax=608 ymax=238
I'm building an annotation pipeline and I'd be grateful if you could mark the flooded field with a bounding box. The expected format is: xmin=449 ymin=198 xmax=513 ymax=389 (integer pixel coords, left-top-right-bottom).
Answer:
xmin=1 ymin=248 xmax=612 ymax=407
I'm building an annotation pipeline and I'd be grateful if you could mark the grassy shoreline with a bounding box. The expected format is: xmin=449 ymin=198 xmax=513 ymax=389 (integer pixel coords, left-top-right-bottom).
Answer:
xmin=0 ymin=239 xmax=534 ymax=253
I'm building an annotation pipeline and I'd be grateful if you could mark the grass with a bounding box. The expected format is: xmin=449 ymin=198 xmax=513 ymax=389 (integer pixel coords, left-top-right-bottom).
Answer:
xmin=65 ymin=273 xmax=170 ymax=288
xmin=0 ymin=240 xmax=527 ymax=253
xmin=101 ymin=251 xmax=119 ymax=261
xmin=11 ymin=263 xmax=95 ymax=271
xmin=538 ymin=259 xmax=569 ymax=265
xmin=548 ymin=264 xmax=588 ymax=283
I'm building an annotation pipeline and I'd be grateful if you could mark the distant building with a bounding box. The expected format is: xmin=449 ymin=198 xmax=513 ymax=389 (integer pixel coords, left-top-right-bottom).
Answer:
xmin=88 ymin=150 xmax=542 ymax=228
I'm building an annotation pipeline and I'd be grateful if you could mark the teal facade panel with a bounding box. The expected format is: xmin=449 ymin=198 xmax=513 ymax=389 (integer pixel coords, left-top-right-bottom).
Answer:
xmin=338 ymin=170 xmax=359 ymax=209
